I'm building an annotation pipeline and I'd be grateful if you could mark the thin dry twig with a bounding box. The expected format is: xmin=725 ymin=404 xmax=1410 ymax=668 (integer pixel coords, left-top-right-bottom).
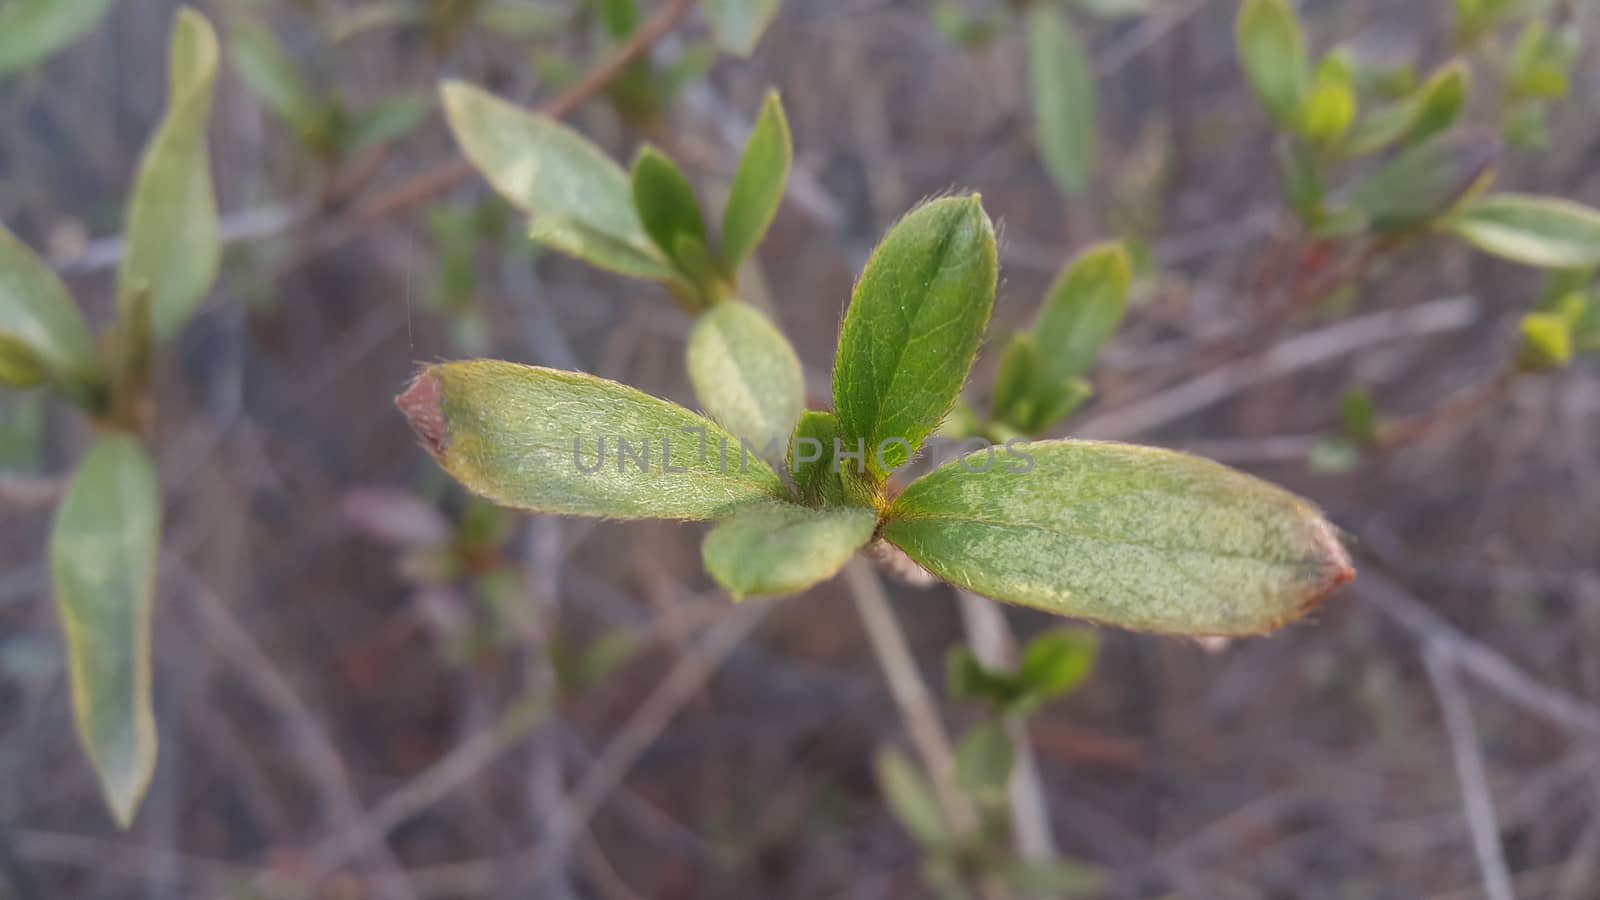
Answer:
xmin=1075 ymin=296 xmax=1481 ymax=441
xmin=1423 ymin=643 xmax=1516 ymax=900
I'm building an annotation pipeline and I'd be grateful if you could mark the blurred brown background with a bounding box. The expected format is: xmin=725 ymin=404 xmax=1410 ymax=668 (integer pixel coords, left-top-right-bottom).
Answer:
xmin=3 ymin=0 xmax=1600 ymax=897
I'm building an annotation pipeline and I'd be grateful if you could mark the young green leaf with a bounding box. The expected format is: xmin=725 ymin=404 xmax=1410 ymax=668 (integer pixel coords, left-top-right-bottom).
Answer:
xmin=117 ymin=7 xmax=221 ymax=340
xmin=721 ymin=90 xmax=792 ymax=272
xmin=1516 ymin=311 xmax=1573 ymax=371
xmin=702 ymin=0 xmax=779 ymax=57
xmin=440 ymin=80 xmax=660 ymax=258
xmin=788 ymin=410 xmax=848 ymax=507
xmin=396 ymin=360 xmax=786 ymax=519
xmin=230 ymin=22 xmax=327 ymax=149
xmin=631 ymin=145 xmax=709 ymax=265
xmin=990 ymin=334 xmax=1038 ymax=427
xmin=686 ymin=302 xmax=804 ymax=454
xmin=881 ymin=441 xmax=1354 ymax=636
xmin=1018 ymin=629 xmax=1098 ymax=701
xmin=342 ymin=94 xmax=433 ymax=153
xmin=1028 ymin=7 xmax=1098 ymax=196
xmin=0 ymin=223 xmax=101 ymax=401
xmin=1339 ymin=388 xmax=1379 ymax=446
xmin=527 ymin=216 xmax=682 ymax=282
xmin=1351 ymin=131 xmax=1501 ymax=232
xmin=875 ymin=748 xmax=951 ymax=847
xmin=1298 ymin=53 xmax=1356 ymax=144
xmin=947 ymin=647 xmax=1028 ymax=709
xmin=833 ymin=195 xmax=998 ymax=483
xmin=702 ymin=502 xmax=877 ymax=599
xmin=50 ymin=434 xmax=161 ymax=827
xmin=1444 ymin=194 xmax=1600 ymax=270
xmin=0 ymin=0 xmax=115 ymax=77
xmin=1404 ymin=60 xmax=1469 ymax=147
xmin=1236 ymin=0 xmax=1310 ymax=128
xmin=1033 ymin=242 xmax=1132 ymax=384
xmin=953 ymin=721 xmax=1013 ymax=798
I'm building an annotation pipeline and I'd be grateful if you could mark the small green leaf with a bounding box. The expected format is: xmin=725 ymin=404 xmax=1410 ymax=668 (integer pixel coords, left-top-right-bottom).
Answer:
xmin=1404 ymin=60 xmax=1469 ymax=146
xmin=342 ymin=94 xmax=433 ymax=153
xmin=1033 ymin=242 xmax=1132 ymax=383
xmin=1351 ymin=131 xmax=1501 ymax=232
xmin=440 ymin=80 xmax=660 ymax=258
xmin=1445 ymin=194 xmax=1600 ymax=270
xmin=1339 ymin=388 xmax=1379 ymax=445
xmin=990 ymin=334 xmax=1038 ymax=427
xmin=687 ymin=302 xmax=804 ymax=454
xmin=882 ymin=441 xmax=1354 ymax=636
xmin=721 ymin=90 xmax=792 ymax=271
xmin=1516 ymin=311 xmax=1573 ymax=371
xmin=702 ymin=0 xmax=779 ymax=56
xmin=396 ymin=360 xmax=786 ymax=519
xmin=1028 ymin=7 xmax=1098 ymax=196
xmin=702 ymin=502 xmax=877 ymax=599
xmin=1297 ymin=56 xmax=1356 ymax=143
xmin=875 ymin=748 xmax=951 ymax=847
xmin=0 ymin=0 xmax=116 ymax=77
xmin=1236 ymin=0 xmax=1310 ymax=128
xmin=1018 ymin=629 xmax=1098 ymax=701
xmin=528 ymin=216 xmax=682 ymax=282
xmin=947 ymin=646 xmax=1027 ymax=708
xmin=0 ymin=222 xmax=101 ymax=402
xmin=231 ymin=23 xmax=326 ymax=149
xmin=833 ymin=195 xmax=998 ymax=484
xmin=631 ymin=145 xmax=709 ymax=266
xmin=118 ymin=7 xmax=221 ymax=340
xmin=51 ymin=434 xmax=161 ymax=827
xmin=788 ymin=410 xmax=848 ymax=507
xmin=953 ymin=721 xmax=1013 ymax=798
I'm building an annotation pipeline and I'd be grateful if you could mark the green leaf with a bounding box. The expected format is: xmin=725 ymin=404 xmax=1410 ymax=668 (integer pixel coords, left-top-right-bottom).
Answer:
xmin=832 ymin=195 xmax=998 ymax=484
xmin=1444 ymin=194 xmax=1600 ymax=270
xmin=117 ymin=7 xmax=221 ymax=341
xmin=953 ymin=721 xmax=1013 ymax=798
xmin=1297 ymin=53 xmax=1356 ymax=143
xmin=0 ymin=222 xmax=101 ymax=402
xmin=631 ymin=145 xmax=709 ymax=266
xmin=440 ymin=80 xmax=660 ymax=258
xmin=50 ymin=434 xmax=161 ymax=827
xmin=1033 ymin=242 xmax=1131 ymax=383
xmin=1351 ymin=131 xmax=1501 ymax=232
xmin=527 ymin=216 xmax=682 ymax=282
xmin=687 ymin=302 xmax=804 ymax=454
xmin=1236 ymin=0 xmax=1310 ymax=128
xmin=1516 ymin=311 xmax=1573 ymax=371
xmin=788 ymin=410 xmax=848 ymax=507
xmin=342 ymin=94 xmax=433 ymax=153
xmin=1339 ymin=388 xmax=1379 ymax=445
xmin=947 ymin=646 xmax=1026 ymax=708
xmin=881 ymin=440 xmax=1354 ymax=636
xmin=875 ymin=748 xmax=951 ymax=847
xmin=721 ymin=89 xmax=792 ymax=271
xmin=396 ymin=360 xmax=786 ymax=519
xmin=1018 ymin=629 xmax=1098 ymax=701
xmin=1404 ymin=60 xmax=1469 ymax=146
xmin=231 ymin=23 xmax=326 ymax=149
xmin=702 ymin=502 xmax=877 ymax=599
xmin=0 ymin=0 xmax=116 ymax=77
xmin=990 ymin=334 xmax=1038 ymax=427
xmin=1028 ymin=7 xmax=1098 ymax=195
xmin=702 ymin=0 xmax=779 ymax=56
